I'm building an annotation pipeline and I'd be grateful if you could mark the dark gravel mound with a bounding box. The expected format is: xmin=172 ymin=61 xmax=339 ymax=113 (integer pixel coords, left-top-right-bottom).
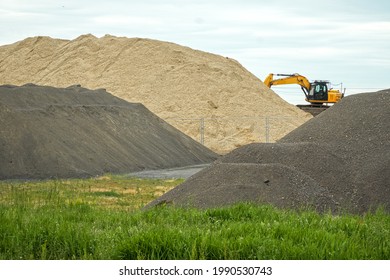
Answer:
xmin=147 ymin=162 xmax=335 ymax=212
xmin=280 ymin=89 xmax=390 ymax=213
xmin=0 ymin=84 xmax=218 ymax=179
xmin=147 ymin=90 xmax=390 ymax=214
xmin=281 ymin=90 xmax=390 ymax=155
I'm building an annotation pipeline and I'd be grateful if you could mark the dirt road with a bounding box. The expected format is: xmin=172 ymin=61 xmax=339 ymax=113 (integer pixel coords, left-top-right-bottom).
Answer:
xmin=126 ymin=164 xmax=211 ymax=179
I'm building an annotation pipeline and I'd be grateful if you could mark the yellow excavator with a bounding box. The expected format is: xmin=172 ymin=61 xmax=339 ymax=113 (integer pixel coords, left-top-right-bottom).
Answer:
xmin=264 ymin=73 xmax=344 ymax=105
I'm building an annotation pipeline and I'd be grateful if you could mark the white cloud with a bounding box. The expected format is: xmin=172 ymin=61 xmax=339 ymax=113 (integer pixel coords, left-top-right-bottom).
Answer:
xmin=93 ymin=15 xmax=161 ymax=26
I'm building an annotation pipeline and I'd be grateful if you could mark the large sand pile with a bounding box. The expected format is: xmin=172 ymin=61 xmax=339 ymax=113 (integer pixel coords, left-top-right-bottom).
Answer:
xmin=146 ymin=90 xmax=390 ymax=214
xmin=0 ymin=34 xmax=311 ymax=153
xmin=0 ymin=84 xmax=217 ymax=179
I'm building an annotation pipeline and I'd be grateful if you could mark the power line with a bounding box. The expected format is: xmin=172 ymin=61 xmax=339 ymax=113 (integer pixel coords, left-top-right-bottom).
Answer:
xmin=344 ymin=88 xmax=388 ymax=90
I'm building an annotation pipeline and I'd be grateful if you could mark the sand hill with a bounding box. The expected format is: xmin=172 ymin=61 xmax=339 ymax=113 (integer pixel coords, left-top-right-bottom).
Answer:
xmin=0 ymin=84 xmax=217 ymax=179
xmin=0 ymin=34 xmax=311 ymax=153
xmin=146 ymin=90 xmax=390 ymax=214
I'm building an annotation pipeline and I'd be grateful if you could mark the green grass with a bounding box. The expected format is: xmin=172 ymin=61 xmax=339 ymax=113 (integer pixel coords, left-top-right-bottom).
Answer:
xmin=0 ymin=175 xmax=181 ymax=211
xmin=0 ymin=176 xmax=389 ymax=260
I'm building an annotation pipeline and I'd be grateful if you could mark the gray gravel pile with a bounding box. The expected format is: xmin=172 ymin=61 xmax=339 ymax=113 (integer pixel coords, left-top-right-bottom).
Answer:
xmin=0 ymin=84 xmax=218 ymax=179
xmin=147 ymin=90 xmax=390 ymax=214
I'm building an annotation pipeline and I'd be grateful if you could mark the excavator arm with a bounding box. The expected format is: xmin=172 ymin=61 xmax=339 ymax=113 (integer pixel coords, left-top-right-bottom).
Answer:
xmin=264 ymin=73 xmax=312 ymax=95
xmin=264 ymin=73 xmax=313 ymax=100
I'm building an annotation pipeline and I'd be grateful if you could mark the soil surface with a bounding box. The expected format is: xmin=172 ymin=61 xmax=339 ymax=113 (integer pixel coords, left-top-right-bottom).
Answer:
xmin=146 ymin=90 xmax=390 ymax=214
xmin=0 ymin=84 xmax=218 ymax=179
xmin=0 ymin=34 xmax=311 ymax=153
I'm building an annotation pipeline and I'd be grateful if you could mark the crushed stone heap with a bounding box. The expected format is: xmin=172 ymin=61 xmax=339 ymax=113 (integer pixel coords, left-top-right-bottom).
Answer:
xmin=0 ymin=84 xmax=217 ymax=179
xmin=0 ymin=34 xmax=311 ymax=154
xmin=146 ymin=90 xmax=390 ymax=214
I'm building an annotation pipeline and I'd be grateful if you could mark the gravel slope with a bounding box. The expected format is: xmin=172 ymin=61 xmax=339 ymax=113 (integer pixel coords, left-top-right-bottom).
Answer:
xmin=0 ymin=84 xmax=218 ymax=179
xmin=146 ymin=90 xmax=390 ymax=214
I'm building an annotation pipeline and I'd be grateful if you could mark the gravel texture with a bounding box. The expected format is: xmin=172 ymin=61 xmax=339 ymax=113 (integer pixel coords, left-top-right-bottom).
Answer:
xmin=146 ymin=90 xmax=390 ymax=214
xmin=0 ymin=84 xmax=218 ymax=179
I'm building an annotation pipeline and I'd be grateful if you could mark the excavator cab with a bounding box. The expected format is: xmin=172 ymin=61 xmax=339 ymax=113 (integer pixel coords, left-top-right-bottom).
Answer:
xmin=308 ymin=81 xmax=328 ymax=103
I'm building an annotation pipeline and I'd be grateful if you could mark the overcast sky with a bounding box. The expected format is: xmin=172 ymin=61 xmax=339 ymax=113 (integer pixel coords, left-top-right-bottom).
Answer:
xmin=1 ymin=0 xmax=389 ymax=104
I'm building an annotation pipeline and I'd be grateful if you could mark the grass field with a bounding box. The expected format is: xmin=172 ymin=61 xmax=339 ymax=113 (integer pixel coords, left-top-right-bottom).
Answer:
xmin=0 ymin=175 xmax=389 ymax=260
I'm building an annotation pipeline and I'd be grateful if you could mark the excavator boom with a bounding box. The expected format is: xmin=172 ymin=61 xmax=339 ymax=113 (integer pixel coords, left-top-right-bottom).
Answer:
xmin=264 ymin=73 xmax=311 ymax=93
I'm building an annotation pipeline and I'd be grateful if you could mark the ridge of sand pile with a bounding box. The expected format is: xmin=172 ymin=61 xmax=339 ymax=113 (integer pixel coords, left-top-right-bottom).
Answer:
xmin=146 ymin=90 xmax=390 ymax=214
xmin=0 ymin=34 xmax=311 ymax=154
xmin=0 ymin=84 xmax=217 ymax=179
